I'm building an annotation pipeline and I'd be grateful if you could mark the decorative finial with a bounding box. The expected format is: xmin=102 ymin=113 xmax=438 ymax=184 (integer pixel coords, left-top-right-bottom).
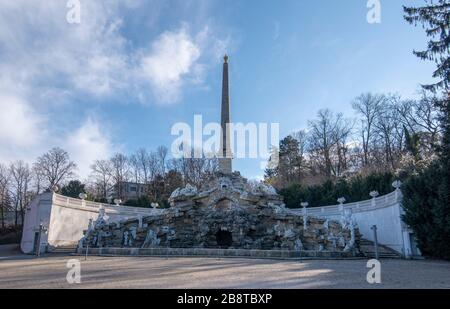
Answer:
xmin=369 ymin=191 xmax=379 ymax=199
xmin=392 ymin=180 xmax=402 ymax=190
xmin=224 ymin=54 xmax=228 ymax=63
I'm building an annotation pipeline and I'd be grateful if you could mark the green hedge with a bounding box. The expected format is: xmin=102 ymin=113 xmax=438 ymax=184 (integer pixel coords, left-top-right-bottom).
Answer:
xmin=123 ymin=196 xmax=170 ymax=209
xmin=402 ymin=163 xmax=450 ymax=260
xmin=279 ymin=172 xmax=396 ymax=208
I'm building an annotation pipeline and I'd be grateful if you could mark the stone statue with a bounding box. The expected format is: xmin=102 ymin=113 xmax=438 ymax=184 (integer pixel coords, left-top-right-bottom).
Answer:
xmin=294 ymin=239 xmax=303 ymax=251
xmin=142 ymin=229 xmax=161 ymax=248
xmin=94 ymin=207 xmax=109 ymax=228
xmin=123 ymin=231 xmax=130 ymax=247
xmin=341 ymin=209 xmax=357 ymax=252
xmin=78 ymin=218 xmax=94 ymax=248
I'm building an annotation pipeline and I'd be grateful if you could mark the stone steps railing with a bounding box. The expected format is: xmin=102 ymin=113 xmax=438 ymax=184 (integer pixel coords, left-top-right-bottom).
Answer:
xmin=77 ymin=247 xmax=360 ymax=259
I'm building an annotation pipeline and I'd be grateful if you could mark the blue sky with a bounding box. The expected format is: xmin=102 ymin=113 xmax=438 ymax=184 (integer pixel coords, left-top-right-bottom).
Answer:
xmin=0 ymin=0 xmax=436 ymax=180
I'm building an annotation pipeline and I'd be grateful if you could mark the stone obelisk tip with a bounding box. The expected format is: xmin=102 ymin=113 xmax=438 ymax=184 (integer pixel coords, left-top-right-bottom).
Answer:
xmin=219 ymin=54 xmax=232 ymax=174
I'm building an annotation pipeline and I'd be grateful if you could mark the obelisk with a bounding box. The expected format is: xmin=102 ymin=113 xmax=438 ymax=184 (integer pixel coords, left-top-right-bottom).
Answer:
xmin=219 ymin=55 xmax=232 ymax=174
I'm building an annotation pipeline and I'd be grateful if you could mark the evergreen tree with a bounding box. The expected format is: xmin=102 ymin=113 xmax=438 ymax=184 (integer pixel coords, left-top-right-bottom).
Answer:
xmin=404 ymin=1 xmax=450 ymax=168
xmin=404 ymin=126 xmax=421 ymax=161
xmin=279 ymin=136 xmax=302 ymax=183
xmin=61 ymin=180 xmax=86 ymax=199
xmin=404 ymin=0 xmax=449 ymax=93
xmin=403 ymin=0 xmax=450 ymax=259
xmin=265 ymin=136 xmax=304 ymax=188
xmin=402 ymin=163 xmax=450 ymax=259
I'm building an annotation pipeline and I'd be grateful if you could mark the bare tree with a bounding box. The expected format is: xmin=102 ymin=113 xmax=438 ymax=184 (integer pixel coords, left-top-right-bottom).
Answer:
xmin=32 ymin=163 xmax=45 ymax=195
xmin=264 ymin=91 xmax=442 ymax=189
xmin=129 ymin=154 xmax=142 ymax=184
xmin=35 ymin=147 xmax=76 ymax=190
xmin=156 ymin=146 xmax=168 ymax=176
xmin=334 ymin=120 xmax=353 ymax=177
xmin=352 ymin=93 xmax=386 ymax=167
xmin=0 ymin=164 xmax=11 ymax=228
xmin=396 ymin=92 xmax=441 ymax=153
xmin=148 ymin=151 xmax=160 ymax=182
xmin=134 ymin=148 xmax=151 ymax=184
xmin=170 ymin=150 xmax=218 ymax=188
xmin=374 ymin=100 xmax=398 ymax=170
xmin=308 ymin=109 xmax=352 ymax=177
xmin=90 ymin=159 xmax=113 ymax=201
xmin=109 ymin=153 xmax=130 ymax=201
xmin=367 ymin=94 xmax=406 ymax=171
xmin=9 ymin=161 xmax=32 ymax=226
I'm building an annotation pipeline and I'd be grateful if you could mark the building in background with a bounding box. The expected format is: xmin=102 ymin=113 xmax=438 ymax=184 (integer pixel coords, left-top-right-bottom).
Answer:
xmin=110 ymin=181 xmax=149 ymax=203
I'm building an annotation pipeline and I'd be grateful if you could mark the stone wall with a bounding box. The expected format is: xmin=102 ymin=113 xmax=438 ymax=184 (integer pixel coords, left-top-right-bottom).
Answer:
xmin=20 ymin=192 xmax=158 ymax=254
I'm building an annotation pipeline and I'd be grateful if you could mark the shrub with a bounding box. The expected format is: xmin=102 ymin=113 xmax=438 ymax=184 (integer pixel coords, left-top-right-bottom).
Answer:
xmin=0 ymin=226 xmax=22 ymax=245
xmin=60 ymin=180 xmax=85 ymax=198
xmin=278 ymin=172 xmax=396 ymax=208
xmin=123 ymin=196 xmax=152 ymax=208
xmin=402 ymin=162 xmax=450 ymax=260
xmin=122 ymin=196 xmax=170 ymax=209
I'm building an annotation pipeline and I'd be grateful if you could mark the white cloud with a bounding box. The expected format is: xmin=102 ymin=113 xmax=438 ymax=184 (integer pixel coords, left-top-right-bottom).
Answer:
xmin=0 ymin=0 xmax=131 ymax=98
xmin=0 ymin=1 xmax=228 ymax=104
xmin=139 ymin=25 xmax=230 ymax=103
xmin=65 ymin=118 xmax=115 ymax=179
xmin=0 ymin=1 xmax=132 ymax=169
xmin=0 ymin=94 xmax=44 ymax=148
xmin=0 ymin=94 xmax=115 ymax=179
xmin=0 ymin=1 xmax=229 ymax=174
xmin=141 ymin=27 xmax=201 ymax=103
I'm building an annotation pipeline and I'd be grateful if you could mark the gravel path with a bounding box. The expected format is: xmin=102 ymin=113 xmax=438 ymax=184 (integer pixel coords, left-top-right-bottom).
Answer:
xmin=0 ymin=254 xmax=449 ymax=289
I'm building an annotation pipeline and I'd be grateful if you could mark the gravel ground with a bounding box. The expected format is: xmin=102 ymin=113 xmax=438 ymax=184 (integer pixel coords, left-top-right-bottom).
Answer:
xmin=1 ymin=253 xmax=449 ymax=289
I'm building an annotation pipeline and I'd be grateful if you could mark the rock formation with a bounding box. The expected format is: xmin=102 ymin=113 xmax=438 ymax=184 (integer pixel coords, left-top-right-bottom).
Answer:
xmin=81 ymin=172 xmax=361 ymax=254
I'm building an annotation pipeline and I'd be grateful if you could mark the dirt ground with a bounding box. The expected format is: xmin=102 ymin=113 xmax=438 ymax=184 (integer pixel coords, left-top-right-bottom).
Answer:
xmin=1 ymin=252 xmax=449 ymax=289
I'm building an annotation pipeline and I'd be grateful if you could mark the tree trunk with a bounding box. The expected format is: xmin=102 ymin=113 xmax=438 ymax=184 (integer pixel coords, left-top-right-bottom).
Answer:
xmin=0 ymin=199 xmax=4 ymax=229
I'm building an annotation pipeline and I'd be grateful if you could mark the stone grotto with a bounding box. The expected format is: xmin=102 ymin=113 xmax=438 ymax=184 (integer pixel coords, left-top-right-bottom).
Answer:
xmin=80 ymin=171 xmax=361 ymax=255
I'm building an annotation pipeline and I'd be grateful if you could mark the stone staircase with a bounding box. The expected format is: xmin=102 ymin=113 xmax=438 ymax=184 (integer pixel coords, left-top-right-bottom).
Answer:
xmin=49 ymin=245 xmax=78 ymax=254
xmin=49 ymin=241 xmax=403 ymax=258
xmin=359 ymin=239 xmax=402 ymax=259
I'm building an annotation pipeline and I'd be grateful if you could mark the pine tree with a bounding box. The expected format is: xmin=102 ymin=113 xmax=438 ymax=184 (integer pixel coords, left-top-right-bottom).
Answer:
xmin=404 ymin=0 xmax=449 ymax=92
xmin=404 ymin=1 xmax=449 ymax=166
xmin=404 ymin=125 xmax=421 ymax=161
xmin=403 ymin=0 xmax=450 ymax=259
xmin=266 ymin=136 xmax=304 ymax=188
xmin=61 ymin=180 xmax=86 ymax=199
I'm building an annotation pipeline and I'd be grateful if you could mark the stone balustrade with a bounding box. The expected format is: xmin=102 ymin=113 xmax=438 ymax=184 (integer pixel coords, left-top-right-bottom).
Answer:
xmin=21 ymin=192 xmax=161 ymax=254
xmin=289 ymin=186 xmax=417 ymax=257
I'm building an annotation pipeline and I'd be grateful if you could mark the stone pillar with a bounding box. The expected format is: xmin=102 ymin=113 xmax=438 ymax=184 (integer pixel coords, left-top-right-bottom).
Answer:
xmin=219 ymin=54 xmax=233 ymax=174
xmin=301 ymin=202 xmax=308 ymax=230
